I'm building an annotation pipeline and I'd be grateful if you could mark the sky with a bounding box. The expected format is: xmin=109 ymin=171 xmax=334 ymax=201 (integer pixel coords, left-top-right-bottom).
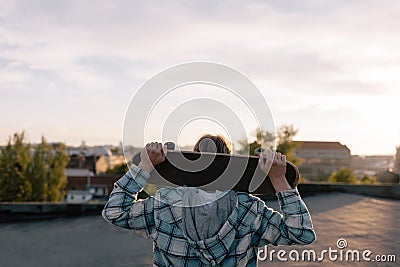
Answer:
xmin=1 ymin=0 xmax=399 ymax=155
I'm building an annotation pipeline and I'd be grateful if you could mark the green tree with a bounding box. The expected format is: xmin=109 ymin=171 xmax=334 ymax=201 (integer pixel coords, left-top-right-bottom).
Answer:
xmin=46 ymin=142 xmax=69 ymax=201
xmin=0 ymin=132 xmax=69 ymax=202
xmin=276 ymin=125 xmax=301 ymax=165
xmin=298 ymin=174 xmax=307 ymax=183
xmin=328 ymin=168 xmax=357 ymax=184
xmin=29 ymin=137 xmax=48 ymax=201
xmin=316 ymin=170 xmax=331 ymax=182
xmin=237 ymin=127 xmax=275 ymax=155
xmin=237 ymin=125 xmax=301 ymax=165
xmin=360 ymin=175 xmax=376 ymax=184
xmin=0 ymin=132 xmax=32 ymax=201
xmin=106 ymin=163 xmax=129 ymax=174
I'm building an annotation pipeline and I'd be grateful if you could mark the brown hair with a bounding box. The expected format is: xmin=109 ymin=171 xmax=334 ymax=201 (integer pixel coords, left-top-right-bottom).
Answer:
xmin=193 ymin=134 xmax=231 ymax=154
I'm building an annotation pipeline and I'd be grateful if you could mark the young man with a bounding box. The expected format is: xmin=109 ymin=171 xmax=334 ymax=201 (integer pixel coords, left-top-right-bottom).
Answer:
xmin=103 ymin=135 xmax=315 ymax=266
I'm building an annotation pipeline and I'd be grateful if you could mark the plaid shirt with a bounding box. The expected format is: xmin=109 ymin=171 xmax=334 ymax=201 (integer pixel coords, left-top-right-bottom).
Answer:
xmin=102 ymin=165 xmax=315 ymax=266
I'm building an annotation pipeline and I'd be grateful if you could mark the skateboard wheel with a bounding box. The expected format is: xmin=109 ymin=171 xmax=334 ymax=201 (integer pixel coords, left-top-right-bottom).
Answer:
xmin=254 ymin=147 xmax=266 ymax=156
xmin=164 ymin=142 xmax=175 ymax=150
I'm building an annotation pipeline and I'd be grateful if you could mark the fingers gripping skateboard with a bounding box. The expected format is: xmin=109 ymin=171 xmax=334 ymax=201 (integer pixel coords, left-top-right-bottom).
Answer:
xmin=132 ymin=144 xmax=300 ymax=195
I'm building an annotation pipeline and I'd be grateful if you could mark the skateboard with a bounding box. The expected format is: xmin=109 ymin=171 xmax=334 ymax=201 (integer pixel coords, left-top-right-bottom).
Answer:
xmin=132 ymin=146 xmax=299 ymax=196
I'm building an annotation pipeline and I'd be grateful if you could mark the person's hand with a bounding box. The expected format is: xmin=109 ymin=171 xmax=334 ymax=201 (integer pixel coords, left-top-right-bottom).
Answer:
xmin=138 ymin=142 xmax=166 ymax=173
xmin=259 ymin=151 xmax=286 ymax=180
xmin=259 ymin=151 xmax=291 ymax=192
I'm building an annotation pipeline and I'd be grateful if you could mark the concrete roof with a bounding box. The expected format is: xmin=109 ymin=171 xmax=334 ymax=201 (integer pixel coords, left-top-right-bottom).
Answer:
xmin=2 ymin=193 xmax=398 ymax=266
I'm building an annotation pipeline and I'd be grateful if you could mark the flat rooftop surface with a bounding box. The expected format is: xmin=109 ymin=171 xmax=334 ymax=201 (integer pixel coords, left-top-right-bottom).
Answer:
xmin=1 ymin=193 xmax=398 ymax=266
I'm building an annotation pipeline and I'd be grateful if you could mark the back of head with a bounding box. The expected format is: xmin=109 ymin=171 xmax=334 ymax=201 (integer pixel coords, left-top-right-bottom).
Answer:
xmin=193 ymin=134 xmax=231 ymax=154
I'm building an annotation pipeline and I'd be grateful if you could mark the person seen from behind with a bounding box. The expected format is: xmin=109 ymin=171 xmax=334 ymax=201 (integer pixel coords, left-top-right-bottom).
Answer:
xmin=103 ymin=134 xmax=315 ymax=266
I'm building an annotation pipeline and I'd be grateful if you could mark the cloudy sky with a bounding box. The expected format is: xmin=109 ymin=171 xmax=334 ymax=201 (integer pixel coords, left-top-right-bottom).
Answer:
xmin=1 ymin=0 xmax=399 ymax=155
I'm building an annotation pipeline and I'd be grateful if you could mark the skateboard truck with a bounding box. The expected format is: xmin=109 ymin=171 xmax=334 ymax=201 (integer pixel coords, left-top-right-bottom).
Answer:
xmin=254 ymin=147 xmax=266 ymax=156
xmin=164 ymin=142 xmax=175 ymax=150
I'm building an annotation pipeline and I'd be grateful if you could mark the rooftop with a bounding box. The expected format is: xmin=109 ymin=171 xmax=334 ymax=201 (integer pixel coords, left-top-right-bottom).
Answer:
xmin=294 ymin=141 xmax=350 ymax=151
xmin=1 ymin=193 xmax=398 ymax=266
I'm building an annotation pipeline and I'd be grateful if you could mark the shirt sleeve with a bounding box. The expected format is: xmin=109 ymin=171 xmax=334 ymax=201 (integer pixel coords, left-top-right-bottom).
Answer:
xmin=102 ymin=165 xmax=155 ymax=238
xmin=253 ymin=188 xmax=316 ymax=247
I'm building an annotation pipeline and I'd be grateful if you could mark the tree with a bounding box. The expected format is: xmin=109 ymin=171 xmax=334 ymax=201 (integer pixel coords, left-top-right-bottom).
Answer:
xmin=276 ymin=125 xmax=301 ymax=165
xmin=237 ymin=125 xmax=301 ymax=165
xmin=0 ymin=132 xmax=32 ymax=201
xmin=328 ymin=168 xmax=357 ymax=184
xmin=29 ymin=137 xmax=48 ymax=201
xmin=298 ymin=174 xmax=307 ymax=183
xmin=106 ymin=163 xmax=129 ymax=174
xmin=29 ymin=137 xmax=69 ymax=201
xmin=360 ymin=175 xmax=376 ymax=184
xmin=45 ymin=142 xmax=69 ymax=201
xmin=0 ymin=132 xmax=69 ymax=202
xmin=237 ymin=127 xmax=274 ymax=155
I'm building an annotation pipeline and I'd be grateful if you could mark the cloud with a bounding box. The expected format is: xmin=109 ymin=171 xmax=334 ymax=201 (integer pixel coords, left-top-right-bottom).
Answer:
xmin=0 ymin=0 xmax=399 ymax=153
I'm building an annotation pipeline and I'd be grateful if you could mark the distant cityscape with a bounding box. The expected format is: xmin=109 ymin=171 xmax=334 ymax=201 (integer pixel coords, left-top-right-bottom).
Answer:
xmin=293 ymin=141 xmax=399 ymax=183
xmin=63 ymin=140 xmax=400 ymax=177
xmin=2 ymin=139 xmax=398 ymax=203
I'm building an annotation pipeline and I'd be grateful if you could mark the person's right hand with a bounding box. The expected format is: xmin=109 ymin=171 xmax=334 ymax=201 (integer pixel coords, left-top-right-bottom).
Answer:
xmin=138 ymin=142 xmax=166 ymax=173
xmin=259 ymin=151 xmax=291 ymax=192
xmin=258 ymin=151 xmax=286 ymax=180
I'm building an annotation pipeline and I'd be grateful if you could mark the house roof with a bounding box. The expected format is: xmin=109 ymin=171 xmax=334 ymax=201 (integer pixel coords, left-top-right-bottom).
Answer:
xmin=68 ymin=146 xmax=112 ymax=157
xmin=88 ymin=146 xmax=112 ymax=157
xmin=294 ymin=141 xmax=350 ymax=151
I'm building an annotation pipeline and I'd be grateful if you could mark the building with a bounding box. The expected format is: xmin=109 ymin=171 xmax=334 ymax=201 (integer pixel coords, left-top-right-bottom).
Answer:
xmin=376 ymin=169 xmax=400 ymax=184
xmin=64 ymin=143 xmax=127 ymax=201
xmin=66 ymin=169 xmax=120 ymax=200
xmin=66 ymin=190 xmax=93 ymax=203
xmin=293 ymin=141 xmax=351 ymax=181
xmin=66 ymin=145 xmax=125 ymax=174
xmin=351 ymin=154 xmax=395 ymax=179
xmin=395 ymin=146 xmax=400 ymax=174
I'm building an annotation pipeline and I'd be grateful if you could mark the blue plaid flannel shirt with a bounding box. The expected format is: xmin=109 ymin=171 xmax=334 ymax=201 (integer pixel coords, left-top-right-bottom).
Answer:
xmin=102 ymin=165 xmax=315 ymax=266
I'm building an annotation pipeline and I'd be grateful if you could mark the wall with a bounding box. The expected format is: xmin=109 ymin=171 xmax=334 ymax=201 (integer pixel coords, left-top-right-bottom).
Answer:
xmin=2 ymin=184 xmax=399 ymax=222
xmin=298 ymin=183 xmax=400 ymax=199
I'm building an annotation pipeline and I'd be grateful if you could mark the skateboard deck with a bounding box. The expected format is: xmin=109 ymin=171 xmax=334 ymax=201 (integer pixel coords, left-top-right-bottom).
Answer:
xmin=132 ymin=150 xmax=299 ymax=195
